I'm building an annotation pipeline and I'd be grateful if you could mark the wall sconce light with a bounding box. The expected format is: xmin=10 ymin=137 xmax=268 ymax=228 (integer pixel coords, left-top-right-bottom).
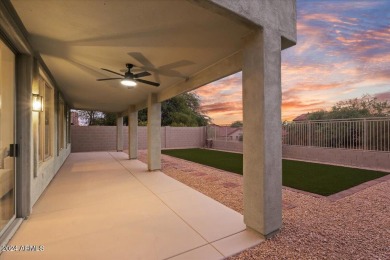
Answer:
xmin=32 ymin=94 xmax=43 ymax=112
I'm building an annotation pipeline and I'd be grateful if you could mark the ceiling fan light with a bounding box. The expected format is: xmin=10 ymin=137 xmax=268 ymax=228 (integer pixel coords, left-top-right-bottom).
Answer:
xmin=121 ymin=78 xmax=137 ymax=87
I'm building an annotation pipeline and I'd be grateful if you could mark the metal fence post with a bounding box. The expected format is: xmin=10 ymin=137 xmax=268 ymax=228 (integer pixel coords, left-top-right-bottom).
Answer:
xmin=225 ymin=126 xmax=228 ymax=143
xmin=364 ymin=118 xmax=367 ymax=150
xmin=308 ymin=121 xmax=311 ymax=147
xmin=165 ymin=126 xmax=168 ymax=149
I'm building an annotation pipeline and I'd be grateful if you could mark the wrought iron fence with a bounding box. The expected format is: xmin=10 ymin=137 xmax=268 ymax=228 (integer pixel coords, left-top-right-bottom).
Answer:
xmin=282 ymin=117 xmax=390 ymax=152
xmin=206 ymin=125 xmax=242 ymax=140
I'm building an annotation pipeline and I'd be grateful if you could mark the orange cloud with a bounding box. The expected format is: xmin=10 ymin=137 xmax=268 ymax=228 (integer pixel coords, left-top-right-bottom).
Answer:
xmin=294 ymin=82 xmax=348 ymax=91
xmin=282 ymin=100 xmax=325 ymax=110
xmin=200 ymin=101 xmax=242 ymax=114
xmin=199 ymin=101 xmax=243 ymax=125
xmin=194 ymin=87 xmax=223 ymax=98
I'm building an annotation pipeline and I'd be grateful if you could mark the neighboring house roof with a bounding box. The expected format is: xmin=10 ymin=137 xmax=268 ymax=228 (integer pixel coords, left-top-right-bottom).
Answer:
xmin=293 ymin=113 xmax=309 ymax=121
xmin=228 ymin=128 xmax=242 ymax=136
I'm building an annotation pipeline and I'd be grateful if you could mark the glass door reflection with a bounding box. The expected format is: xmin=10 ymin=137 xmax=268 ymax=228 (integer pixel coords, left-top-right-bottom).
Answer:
xmin=0 ymin=38 xmax=16 ymax=234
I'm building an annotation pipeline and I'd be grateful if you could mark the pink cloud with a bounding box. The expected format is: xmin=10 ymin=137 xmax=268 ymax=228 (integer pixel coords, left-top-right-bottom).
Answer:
xmin=375 ymin=91 xmax=390 ymax=102
xmin=302 ymin=13 xmax=346 ymax=24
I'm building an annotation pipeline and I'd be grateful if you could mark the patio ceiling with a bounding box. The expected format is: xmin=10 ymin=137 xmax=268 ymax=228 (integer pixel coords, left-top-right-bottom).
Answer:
xmin=11 ymin=0 xmax=254 ymax=113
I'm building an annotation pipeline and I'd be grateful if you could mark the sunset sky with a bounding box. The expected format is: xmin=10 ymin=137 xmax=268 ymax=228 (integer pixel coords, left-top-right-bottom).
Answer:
xmin=193 ymin=0 xmax=390 ymax=125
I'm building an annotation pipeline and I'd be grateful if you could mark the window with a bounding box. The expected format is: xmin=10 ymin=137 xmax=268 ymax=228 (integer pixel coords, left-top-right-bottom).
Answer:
xmin=58 ymin=97 xmax=65 ymax=151
xmin=66 ymin=106 xmax=70 ymax=146
xmin=39 ymin=77 xmax=53 ymax=161
xmin=44 ymin=84 xmax=51 ymax=158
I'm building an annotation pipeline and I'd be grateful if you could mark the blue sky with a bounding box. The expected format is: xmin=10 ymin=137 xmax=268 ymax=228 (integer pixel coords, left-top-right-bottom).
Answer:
xmin=194 ymin=0 xmax=390 ymax=124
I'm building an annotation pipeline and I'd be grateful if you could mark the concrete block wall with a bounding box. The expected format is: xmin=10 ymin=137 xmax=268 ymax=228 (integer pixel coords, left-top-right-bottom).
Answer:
xmin=212 ymin=140 xmax=243 ymax=153
xmin=283 ymin=145 xmax=390 ymax=172
xmin=71 ymin=126 xmax=117 ymax=152
xmin=71 ymin=126 xmax=205 ymax=152
xmin=165 ymin=127 xmax=205 ymax=149
xmin=137 ymin=127 xmax=148 ymax=150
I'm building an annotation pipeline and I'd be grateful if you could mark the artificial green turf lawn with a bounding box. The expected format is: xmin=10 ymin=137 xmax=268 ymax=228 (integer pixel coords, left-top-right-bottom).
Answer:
xmin=162 ymin=148 xmax=388 ymax=196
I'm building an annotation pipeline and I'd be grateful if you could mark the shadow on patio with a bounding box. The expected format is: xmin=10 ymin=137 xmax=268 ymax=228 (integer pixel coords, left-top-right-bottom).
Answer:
xmin=2 ymin=152 xmax=262 ymax=259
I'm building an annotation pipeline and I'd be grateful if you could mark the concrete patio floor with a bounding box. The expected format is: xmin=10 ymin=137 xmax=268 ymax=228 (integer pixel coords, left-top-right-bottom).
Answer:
xmin=1 ymin=152 xmax=263 ymax=260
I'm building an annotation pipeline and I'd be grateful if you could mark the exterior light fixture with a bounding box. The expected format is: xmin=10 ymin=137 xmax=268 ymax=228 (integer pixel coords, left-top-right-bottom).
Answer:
xmin=32 ymin=94 xmax=43 ymax=112
xmin=121 ymin=78 xmax=137 ymax=87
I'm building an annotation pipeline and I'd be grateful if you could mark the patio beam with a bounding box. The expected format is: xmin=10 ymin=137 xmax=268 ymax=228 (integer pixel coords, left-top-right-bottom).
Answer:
xmin=157 ymin=51 xmax=242 ymax=103
xmin=191 ymin=0 xmax=297 ymax=49
xmin=120 ymin=101 xmax=146 ymax=117
xmin=0 ymin=0 xmax=33 ymax=54
xmin=147 ymin=93 xmax=161 ymax=171
xmin=128 ymin=105 xmax=138 ymax=159
xmin=116 ymin=115 xmax=123 ymax=152
xmin=242 ymin=29 xmax=282 ymax=238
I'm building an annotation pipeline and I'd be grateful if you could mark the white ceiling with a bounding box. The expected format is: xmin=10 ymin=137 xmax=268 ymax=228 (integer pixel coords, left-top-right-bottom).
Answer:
xmin=11 ymin=0 xmax=253 ymax=113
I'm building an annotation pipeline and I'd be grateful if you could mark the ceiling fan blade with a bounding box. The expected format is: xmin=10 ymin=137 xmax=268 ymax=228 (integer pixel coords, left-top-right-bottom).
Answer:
xmin=128 ymin=52 xmax=155 ymax=68
xmin=156 ymin=70 xmax=187 ymax=79
xmin=101 ymin=68 xmax=124 ymax=77
xmin=159 ymin=60 xmax=194 ymax=71
xmin=136 ymin=79 xmax=160 ymax=87
xmin=134 ymin=71 xmax=151 ymax=78
xmin=97 ymin=78 xmax=122 ymax=81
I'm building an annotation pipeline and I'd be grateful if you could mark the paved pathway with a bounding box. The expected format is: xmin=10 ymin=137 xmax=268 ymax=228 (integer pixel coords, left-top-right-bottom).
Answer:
xmin=2 ymin=152 xmax=263 ymax=260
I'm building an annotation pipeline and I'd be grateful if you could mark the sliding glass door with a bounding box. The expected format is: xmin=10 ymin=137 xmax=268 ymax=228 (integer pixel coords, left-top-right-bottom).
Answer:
xmin=0 ymin=38 xmax=16 ymax=235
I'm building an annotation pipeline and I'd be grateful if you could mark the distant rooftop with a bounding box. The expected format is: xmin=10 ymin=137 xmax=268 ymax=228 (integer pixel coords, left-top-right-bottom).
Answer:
xmin=292 ymin=113 xmax=309 ymax=121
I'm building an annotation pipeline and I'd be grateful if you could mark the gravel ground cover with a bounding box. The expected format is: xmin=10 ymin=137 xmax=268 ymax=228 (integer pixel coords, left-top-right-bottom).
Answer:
xmin=137 ymin=150 xmax=390 ymax=259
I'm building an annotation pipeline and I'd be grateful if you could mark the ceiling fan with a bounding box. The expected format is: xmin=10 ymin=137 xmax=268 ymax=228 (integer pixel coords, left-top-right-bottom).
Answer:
xmin=97 ymin=63 xmax=160 ymax=87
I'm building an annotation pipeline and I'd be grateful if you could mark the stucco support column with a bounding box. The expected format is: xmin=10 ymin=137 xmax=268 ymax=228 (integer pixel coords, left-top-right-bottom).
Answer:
xmin=242 ymin=29 xmax=282 ymax=238
xmin=147 ymin=93 xmax=161 ymax=171
xmin=116 ymin=115 xmax=123 ymax=152
xmin=128 ymin=106 xmax=138 ymax=159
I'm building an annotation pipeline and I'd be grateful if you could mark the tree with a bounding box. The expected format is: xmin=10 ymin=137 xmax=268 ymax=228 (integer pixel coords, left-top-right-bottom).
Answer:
xmin=307 ymin=110 xmax=327 ymax=120
xmin=138 ymin=93 xmax=210 ymax=126
xmin=96 ymin=112 xmax=117 ymax=126
xmin=75 ymin=110 xmax=104 ymax=125
xmin=230 ymin=121 xmax=243 ymax=128
xmin=308 ymin=94 xmax=390 ymax=120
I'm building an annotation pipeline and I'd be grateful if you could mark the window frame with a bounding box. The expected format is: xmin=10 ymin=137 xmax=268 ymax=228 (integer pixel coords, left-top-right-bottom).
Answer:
xmin=57 ymin=96 xmax=65 ymax=153
xmin=38 ymin=76 xmax=54 ymax=162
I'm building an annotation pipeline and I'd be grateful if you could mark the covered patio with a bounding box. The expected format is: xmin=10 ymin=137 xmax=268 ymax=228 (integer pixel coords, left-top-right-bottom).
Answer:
xmin=2 ymin=152 xmax=262 ymax=259
xmin=0 ymin=0 xmax=296 ymax=256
